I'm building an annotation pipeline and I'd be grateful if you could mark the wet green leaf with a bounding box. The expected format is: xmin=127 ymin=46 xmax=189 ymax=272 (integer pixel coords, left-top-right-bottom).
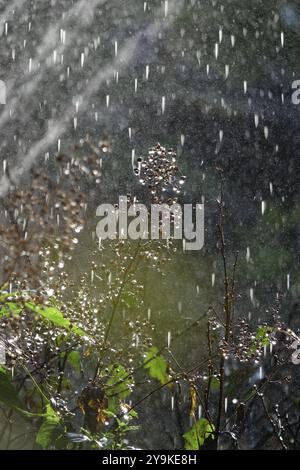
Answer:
xmin=144 ymin=347 xmax=171 ymax=386
xmin=0 ymin=301 xmax=22 ymax=317
xmin=249 ymin=326 xmax=273 ymax=355
xmin=0 ymin=292 xmax=86 ymax=337
xmin=67 ymin=351 xmax=81 ymax=373
xmin=0 ymin=366 xmax=24 ymax=411
xmin=26 ymin=302 xmax=86 ymax=336
xmin=105 ymin=364 xmax=134 ymax=413
xmin=210 ymin=377 xmax=220 ymax=391
xmin=183 ymin=418 xmax=215 ymax=450
xmin=36 ymin=405 xmax=63 ymax=449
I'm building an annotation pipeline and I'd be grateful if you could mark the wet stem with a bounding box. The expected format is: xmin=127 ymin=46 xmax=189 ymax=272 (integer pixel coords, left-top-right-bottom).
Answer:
xmin=92 ymin=239 xmax=142 ymax=383
xmin=258 ymin=393 xmax=287 ymax=450
xmin=205 ymin=320 xmax=213 ymax=410
xmin=215 ymin=180 xmax=234 ymax=445
xmin=57 ymin=350 xmax=70 ymax=394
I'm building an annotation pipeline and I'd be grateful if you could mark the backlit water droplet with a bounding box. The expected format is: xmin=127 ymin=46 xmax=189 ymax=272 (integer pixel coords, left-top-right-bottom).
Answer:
xmin=167 ymin=331 xmax=171 ymax=348
xmin=162 ymin=96 xmax=166 ymax=114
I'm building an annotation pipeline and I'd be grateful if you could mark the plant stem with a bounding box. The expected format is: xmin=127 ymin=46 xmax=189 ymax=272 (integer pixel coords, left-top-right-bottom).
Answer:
xmin=92 ymin=240 xmax=141 ymax=383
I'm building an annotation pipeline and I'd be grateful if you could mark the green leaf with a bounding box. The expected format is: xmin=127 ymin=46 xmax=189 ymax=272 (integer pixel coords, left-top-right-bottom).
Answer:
xmin=25 ymin=302 xmax=86 ymax=336
xmin=210 ymin=377 xmax=220 ymax=391
xmin=0 ymin=366 xmax=25 ymax=411
xmin=0 ymin=366 xmax=45 ymax=417
xmin=144 ymin=347 xmax=171 ymax=386
xmin=0 ymin=292 xmax=86 ymax=337
xmin=129 ymin=408 xmax=138 ymax=419
xmin=0 ymin=292 xmax=23 ymax=317
xmin=249 ymin=326 xmax=272 ymax=355
xmin=183 ymin=418 xmax=215 ymax=450
xmin=36 ymin=405 xmax=63 ymax=449
xmin=255 ymin=326 xmax=272 ymax=346
xmin=105 ymin=364 xmax=134 ymax=413
xmin=67 ymin=351 xmax=81 ymax=373
xmin=0 ymin=301 xmax=22 ymax=317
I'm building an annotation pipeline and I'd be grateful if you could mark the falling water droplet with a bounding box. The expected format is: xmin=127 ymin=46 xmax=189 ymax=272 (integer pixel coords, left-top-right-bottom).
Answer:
xmin=214 ymin=43 xmax=219 ymax=59
xmin=219 ymin=28 xmax=223 ymax=43
xmin=167 ymin=331 xmax=171 ymax=348
xmin=60 ymin=29 xmax=66 ymax=44
xmin=225 ymin=64 xmax=229 ymax=79
xmin=162 ymin=96 xmax=166 ymax=114
xmin=269 ymin=182 xmax=273 ymax=195
xmin=164 ymin=0 xmax=168 ymax=17
xmin=171 ymin=396 xmax=174 ymax=411
xmin=264 ymin=126 xmax=269 ymax=139
xmin=259 ymin=366 xmax=264 ymax=380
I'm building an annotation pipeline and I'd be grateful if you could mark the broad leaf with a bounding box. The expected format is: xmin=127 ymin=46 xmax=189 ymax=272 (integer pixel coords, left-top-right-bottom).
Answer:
xmin=0 ymin=292 xmax=86 ymax=337
xmin=249 ymin=326 xmax=272 ymax=355
xmin=105 ymin=364 xmax=134 ymax=413
xmin=0 ymin=366 xmax=24 ymax=411
xmin=144 ymin=347 xmax=171 ymax=386
xmin=26 ymin=302 xmax=86 ymax=336
xmin=36 ymin=405 xmax=63 ymax=449
xmin=183 ymin=418 xmax=215 ymax=450
xmin=0 ymin=301 xmax=22 ymax=317
xmin=67 ymin=351 xmax=81 ymax=373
